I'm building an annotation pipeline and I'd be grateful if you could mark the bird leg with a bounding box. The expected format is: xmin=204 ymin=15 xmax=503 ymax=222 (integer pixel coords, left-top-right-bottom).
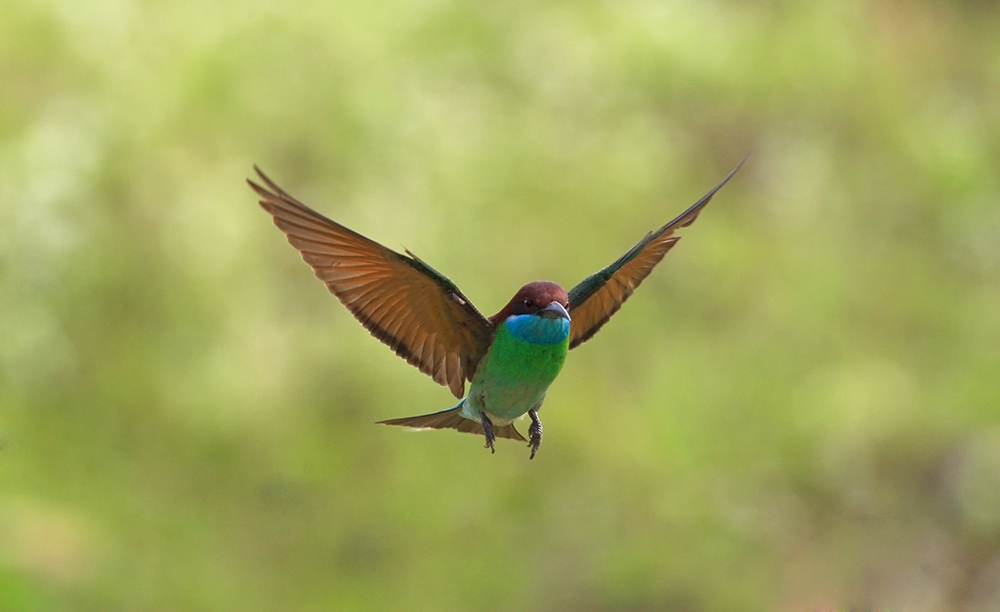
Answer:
xmin=480 ymin=412 xmax=496 ymax=454
xmin=527 ymin=409 xmax=543 ymax=459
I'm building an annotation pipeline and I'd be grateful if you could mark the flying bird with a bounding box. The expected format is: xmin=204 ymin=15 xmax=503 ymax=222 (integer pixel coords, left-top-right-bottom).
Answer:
xmin=249 ymin=159 xmax=744 ymax=458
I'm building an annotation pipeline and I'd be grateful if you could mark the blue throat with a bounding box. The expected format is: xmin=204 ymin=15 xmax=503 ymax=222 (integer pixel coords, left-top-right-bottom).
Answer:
xmin=504 ymin=314 xmax=571 ymax=345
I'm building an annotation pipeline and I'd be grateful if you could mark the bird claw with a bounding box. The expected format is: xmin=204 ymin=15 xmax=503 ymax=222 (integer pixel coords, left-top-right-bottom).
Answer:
xmin=480 ymin=413 xmax=496 ymax=454
xmin=527 ymin=409 xmax=542 ymax=459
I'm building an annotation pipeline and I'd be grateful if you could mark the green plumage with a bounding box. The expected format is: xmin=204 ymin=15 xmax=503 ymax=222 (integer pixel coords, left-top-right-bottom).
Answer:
xmin=460 ymin=321 xmax=570 ymax=425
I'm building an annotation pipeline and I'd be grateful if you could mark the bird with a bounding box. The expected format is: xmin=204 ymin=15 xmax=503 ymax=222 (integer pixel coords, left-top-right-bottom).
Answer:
xmin=249 ymin=158 xmax=744 ymax=458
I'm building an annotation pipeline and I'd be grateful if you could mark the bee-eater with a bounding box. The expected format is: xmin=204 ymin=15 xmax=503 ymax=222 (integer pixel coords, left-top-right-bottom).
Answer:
xmin=249 ymin=158 xmax=743 ymax=458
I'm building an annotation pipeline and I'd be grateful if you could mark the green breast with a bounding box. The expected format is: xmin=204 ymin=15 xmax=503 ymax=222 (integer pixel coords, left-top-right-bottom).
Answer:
xmin=462 ymin=321 xmax=569 ymax=424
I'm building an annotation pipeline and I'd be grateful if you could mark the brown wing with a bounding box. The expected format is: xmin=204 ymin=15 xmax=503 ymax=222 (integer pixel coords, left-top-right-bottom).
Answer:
xmin=567 ymin=158 xmax=745 ymax=349
xmin=249 ymin=166 xmax=494 ymax=398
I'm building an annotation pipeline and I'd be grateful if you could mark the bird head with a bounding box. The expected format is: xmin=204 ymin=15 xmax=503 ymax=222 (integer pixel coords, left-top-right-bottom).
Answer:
xmin=492 ymin=281 xmax=571 ymax=324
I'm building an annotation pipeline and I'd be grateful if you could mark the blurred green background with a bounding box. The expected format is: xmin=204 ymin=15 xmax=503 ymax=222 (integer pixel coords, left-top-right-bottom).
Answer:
xmin=2 ymin=0 xmax=999 ymax=610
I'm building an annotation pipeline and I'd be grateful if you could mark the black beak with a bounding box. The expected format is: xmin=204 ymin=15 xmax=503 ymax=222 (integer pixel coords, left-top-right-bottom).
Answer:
xmin=538 ymin=301 xmax=570 ymax=321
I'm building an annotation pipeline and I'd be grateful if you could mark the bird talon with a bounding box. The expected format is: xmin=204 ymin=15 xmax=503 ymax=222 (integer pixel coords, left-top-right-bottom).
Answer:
xmin=528 ymin=409 xmax=543 ymax=459
xmin=480 ymin=412 xmax=497 ymax=455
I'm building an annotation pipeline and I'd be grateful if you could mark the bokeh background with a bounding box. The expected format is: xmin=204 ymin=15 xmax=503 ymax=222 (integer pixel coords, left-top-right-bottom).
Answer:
xmin=2 ymin=0 xmax=999 ymax=610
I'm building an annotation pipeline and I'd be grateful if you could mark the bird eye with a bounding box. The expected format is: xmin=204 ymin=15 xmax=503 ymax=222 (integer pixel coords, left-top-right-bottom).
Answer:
xmin=523 ymin=299 xmax=534 ymax=309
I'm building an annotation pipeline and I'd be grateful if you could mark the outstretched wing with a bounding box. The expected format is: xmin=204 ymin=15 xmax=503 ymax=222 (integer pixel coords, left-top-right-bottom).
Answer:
xmin=567 ymin=158 xmax=745 ymax=349
xmin=249 ymin=166 xmax=494 ymax=398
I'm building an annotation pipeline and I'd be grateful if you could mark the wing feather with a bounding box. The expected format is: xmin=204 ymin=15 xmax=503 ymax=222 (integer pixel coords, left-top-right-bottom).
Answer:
xmin=249 ymin=166 xmax=494 ymax=398
xmin=567 ymin=158 xmax=746 ymax=349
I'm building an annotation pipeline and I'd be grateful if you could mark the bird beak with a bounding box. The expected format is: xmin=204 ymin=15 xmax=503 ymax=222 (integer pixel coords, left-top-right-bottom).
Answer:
xmin=539 ymin=301 xmax=571 ymax=321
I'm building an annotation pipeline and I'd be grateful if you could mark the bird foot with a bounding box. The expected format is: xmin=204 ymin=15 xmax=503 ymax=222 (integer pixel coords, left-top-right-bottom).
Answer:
xmin=527 ymin=409 xmax=542 ymax=459
xmin=480 ymin=413 xmax=496 ymax=454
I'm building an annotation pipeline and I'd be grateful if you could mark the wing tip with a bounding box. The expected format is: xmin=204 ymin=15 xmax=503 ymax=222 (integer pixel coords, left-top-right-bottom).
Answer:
xmin=667 ymin=154 xmax=749 ymax=231
xmin=247 ymin=164 xmax=283 ymax=208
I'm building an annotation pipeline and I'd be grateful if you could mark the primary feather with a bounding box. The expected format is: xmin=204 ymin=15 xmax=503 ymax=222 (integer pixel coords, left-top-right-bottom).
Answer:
xmin=567 ymin=157 xmax=746 ymax=348
xmin=249 ymin=166 xmax=495 ymax=398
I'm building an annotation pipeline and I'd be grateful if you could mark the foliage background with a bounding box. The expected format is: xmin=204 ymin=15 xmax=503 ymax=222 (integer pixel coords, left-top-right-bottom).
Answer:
xmin=2 ymin=0 xmax=999 ymax=610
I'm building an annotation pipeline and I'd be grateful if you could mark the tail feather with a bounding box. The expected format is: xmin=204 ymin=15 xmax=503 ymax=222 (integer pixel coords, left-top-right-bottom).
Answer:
xmin=377 ymin=407 xmax=527 ymax=442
